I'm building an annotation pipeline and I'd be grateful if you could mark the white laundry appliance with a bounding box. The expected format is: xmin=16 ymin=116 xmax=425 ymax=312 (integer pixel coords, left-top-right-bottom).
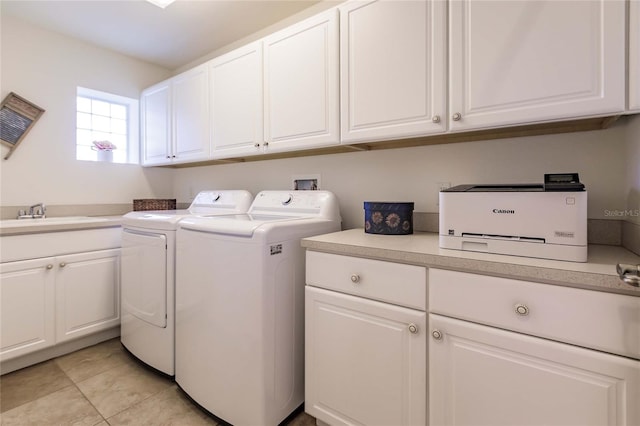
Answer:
xmin=120 ymin=190 xmax=253 ymax=376
xmin=175 ymin=190 xmax=342 ymax=426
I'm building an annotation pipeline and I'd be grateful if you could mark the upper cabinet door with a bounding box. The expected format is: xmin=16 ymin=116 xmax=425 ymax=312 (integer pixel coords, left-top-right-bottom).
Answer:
xmin=141 ymin=81 xmax=171 ymax=166
xmin=340 ymin=0 xmax=447 ymax=144
xmin=172 ymin=65 xmax=210 ymax=163
xmin=449 ymin=0 xmax=626 ymax=132
xmin=630 ymin=0 xmax=640 ymax=112
xmin=210 ymin=42 xmax=264 ymax=159
xmin=263 ymin=9 xmax=339 ymax=152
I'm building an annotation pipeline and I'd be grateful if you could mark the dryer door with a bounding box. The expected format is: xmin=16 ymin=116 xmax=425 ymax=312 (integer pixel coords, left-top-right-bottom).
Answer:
xmin=121 ymin=229 xmax=167 ymax=328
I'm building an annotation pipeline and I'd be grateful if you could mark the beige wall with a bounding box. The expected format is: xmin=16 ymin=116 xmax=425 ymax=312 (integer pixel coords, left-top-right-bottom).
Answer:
xmin=624 ymin=114 xmax=640 ymax=225
xmin=172 ymin=120 xmax=629 ymax=230
xmin=0 ymin=15 xmax=174 ymax=208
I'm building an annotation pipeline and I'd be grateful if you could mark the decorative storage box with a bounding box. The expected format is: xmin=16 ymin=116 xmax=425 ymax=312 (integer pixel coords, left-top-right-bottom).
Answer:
xmin=364 ymin=202 xmax=414 ymax=235
xmin=133 ymin=199 xmax=177 ymax=211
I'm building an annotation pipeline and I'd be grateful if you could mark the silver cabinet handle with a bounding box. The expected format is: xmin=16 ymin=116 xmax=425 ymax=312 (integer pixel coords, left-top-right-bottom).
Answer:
xmin=59 ymin=262 xmax=67 ymax=268
xmin=350 ymin=274 xmax=360 ymax=284
xmin=514 ymin=303 xmax=529 ymax=316
xmin=432 ymin=115 xmax=441 ymax=123
xmin=452 ymin=112 xmax=462 ymax=121
xmin=46 ymin=264 xmax=54 ymax=270
xmin=431 ymin=329 xmax=443 ymax=340
xmin=408 ymin=323 xmax=418 ymax=334
xmin=616 ymin=263 xmax=640 ymax=287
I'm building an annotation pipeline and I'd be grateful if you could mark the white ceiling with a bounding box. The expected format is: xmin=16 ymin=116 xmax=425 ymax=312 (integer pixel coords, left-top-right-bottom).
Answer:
xmin=1 ymin=0 xmax=323 ymax=70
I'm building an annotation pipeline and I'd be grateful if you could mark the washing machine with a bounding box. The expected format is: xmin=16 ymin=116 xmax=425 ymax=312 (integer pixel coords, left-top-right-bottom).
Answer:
xmin=175 ymin=190 xmax=342 ymax=426
xmin=120 ymin=190 xmax=253 ymax=376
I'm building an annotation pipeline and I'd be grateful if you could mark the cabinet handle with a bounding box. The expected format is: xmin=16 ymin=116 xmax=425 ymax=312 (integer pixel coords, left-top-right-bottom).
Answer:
xmin=59 ymin=262 xmax=67 ymax=268
xmin=166 ymin=155 xmax=171 ymax=159
xmin=46 ymin=264 xmax=54 ymax=270
xmin=431 ymin=329 xmax=443 ymax=340
xmin=254 ymin=143 xmax=261 ymax=148
xmin=452 ymin=112 xmax=462 ymax=121
xmin=432 ymin=115 xmax=441 ymax=124
xmin=350 ymin=274 xmax=360 ymax=284
xmin=172 ymin=155 xmax=176 ymax=158
xmin=408 ymin=323 xmax=418 ymax=334
xmin=264 ymin=142 xmax=269 ymax=147
xmin=514 ymin=303 xmax=529 ymax=316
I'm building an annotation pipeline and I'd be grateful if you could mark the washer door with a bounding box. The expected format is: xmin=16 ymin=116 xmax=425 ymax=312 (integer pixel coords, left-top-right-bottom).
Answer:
xmin=121 ymin=229 xmax=167 ymax=328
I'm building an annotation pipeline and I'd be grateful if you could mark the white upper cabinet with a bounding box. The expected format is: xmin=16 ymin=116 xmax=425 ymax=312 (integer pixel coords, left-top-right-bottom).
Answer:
xmin=141 ymin=65 xmax=210 ymax=166
xmin=340 ymin=0 xmax=447 ymax=143
xmin=630 ymin=0 xmax=640 ymax=112
xmin=210 ymin=42 xmax=264 ymax=158
xmin=171 ymin=65 xmax=210 ymax=163
xmin=449 ymin=0 xmax=626 ymax=132
xmin=263 ymin=9 xmax=339 ymax=152
xmin=141 ymin=81 xmax=171 ymax=166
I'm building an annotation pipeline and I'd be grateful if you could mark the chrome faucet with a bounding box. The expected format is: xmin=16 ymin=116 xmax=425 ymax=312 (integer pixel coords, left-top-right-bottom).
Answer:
xmin=17 ymin=203 xmax=46 ymax=219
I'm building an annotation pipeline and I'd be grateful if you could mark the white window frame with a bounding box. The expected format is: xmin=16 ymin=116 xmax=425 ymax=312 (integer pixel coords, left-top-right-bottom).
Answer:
xmin=76 ymin=86 xmax=139 ymax=164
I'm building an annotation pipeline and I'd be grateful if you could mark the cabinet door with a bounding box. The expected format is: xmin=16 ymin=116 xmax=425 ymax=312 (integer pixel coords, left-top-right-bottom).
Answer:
xmin=429 ymin=314 xmax=640 ymax=426
xmin=449 ymin=0 xmax=626 ymax=131
xmin=210 ymin=42 xmax=264 ymax=158
xmin=305 ymin=286 xmax=426 ymax=426
xmin=55 ymin=249 xmax=120 ymax=343
xmin=630 ymin=0 xmax=640 ymax=112
xmin=263 ymin=9 xmax=339 ymax=152
xmin=340 ymin=0 xmax=446 ymax=143
xmin=172 ymin=65 xmax=210 ymax=163
xmin=0 ymin=258 xmax=56 ymax=361
xmin=141 ymin=81 xmax=171 ymax=166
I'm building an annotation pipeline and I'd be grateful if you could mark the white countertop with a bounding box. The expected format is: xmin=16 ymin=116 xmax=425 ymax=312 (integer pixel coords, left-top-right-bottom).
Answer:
xmin=0 ymin=216 xmax=123 ymax=236
xmin=301 ymin=229 xmax=640 ymax=296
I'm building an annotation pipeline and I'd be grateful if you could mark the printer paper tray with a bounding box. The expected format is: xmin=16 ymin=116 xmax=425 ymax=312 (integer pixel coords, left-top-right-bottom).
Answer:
xmin=461 ymin=232 xmax=545 ymax=244
xmin=440 ymin=235 xmax=587 ymax=262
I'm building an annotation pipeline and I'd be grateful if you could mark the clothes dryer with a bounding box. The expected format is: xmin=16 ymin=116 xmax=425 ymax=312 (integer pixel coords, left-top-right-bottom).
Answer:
xmin=175 ymin=190 xmax=341 ymax=426
xmin=120 ymin=190 xmax=252 ymax=376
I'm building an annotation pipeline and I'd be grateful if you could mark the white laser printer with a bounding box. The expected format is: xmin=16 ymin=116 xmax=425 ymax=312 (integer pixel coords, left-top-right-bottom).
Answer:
xmin=439 ymin=173 xmax=587 ymax=262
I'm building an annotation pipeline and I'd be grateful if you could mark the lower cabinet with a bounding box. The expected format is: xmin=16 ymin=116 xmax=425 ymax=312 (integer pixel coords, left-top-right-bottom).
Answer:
xmin=306 ymin=287 xmax=426 ymax=426
xmin=305 ymin=251 xmax=427 ymax=426
xmin=429 ymin=268 xmax=640 ymax=426
xmin=55 ymin=249 xmax=120 ymax=343
xmin=0 ymin=258 xmax=56 ymax=360
xmin=0 ymin=248 xmax=121 ymax=362
xmin=304 ymin=251 xmax=640 ymax=426
xmin=429 ymin=314 xmax=640 ymax=426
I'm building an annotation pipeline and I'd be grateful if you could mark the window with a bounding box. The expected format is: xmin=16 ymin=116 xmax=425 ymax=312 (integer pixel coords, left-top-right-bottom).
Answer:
xmin=76 ymin=87 xmax=139 ymax=163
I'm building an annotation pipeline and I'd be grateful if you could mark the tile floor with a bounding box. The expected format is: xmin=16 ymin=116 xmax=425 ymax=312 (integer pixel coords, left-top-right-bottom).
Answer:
xmin=0 ymin=338 xmax=316 ymax=426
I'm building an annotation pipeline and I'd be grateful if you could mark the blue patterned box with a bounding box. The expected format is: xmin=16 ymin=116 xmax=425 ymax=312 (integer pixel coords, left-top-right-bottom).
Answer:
xmin=364 ymin=202 xmax=414 ymax=235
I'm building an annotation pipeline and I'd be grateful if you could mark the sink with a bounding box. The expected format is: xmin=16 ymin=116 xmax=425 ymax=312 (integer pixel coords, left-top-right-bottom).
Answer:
xmin=0 ymin=216 xmax=109 ymax=228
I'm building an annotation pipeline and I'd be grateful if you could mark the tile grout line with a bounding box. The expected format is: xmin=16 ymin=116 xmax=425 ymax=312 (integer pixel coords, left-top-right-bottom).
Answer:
xmin=55 ymin=360 xmax=108 ymax=426
xmin=99 ymin=384 xmax=174 ymax=424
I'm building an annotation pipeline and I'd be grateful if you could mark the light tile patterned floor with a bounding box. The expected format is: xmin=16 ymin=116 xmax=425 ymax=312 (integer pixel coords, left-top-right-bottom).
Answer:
xmin=0 ymin=338 xmax=316 ymax=426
